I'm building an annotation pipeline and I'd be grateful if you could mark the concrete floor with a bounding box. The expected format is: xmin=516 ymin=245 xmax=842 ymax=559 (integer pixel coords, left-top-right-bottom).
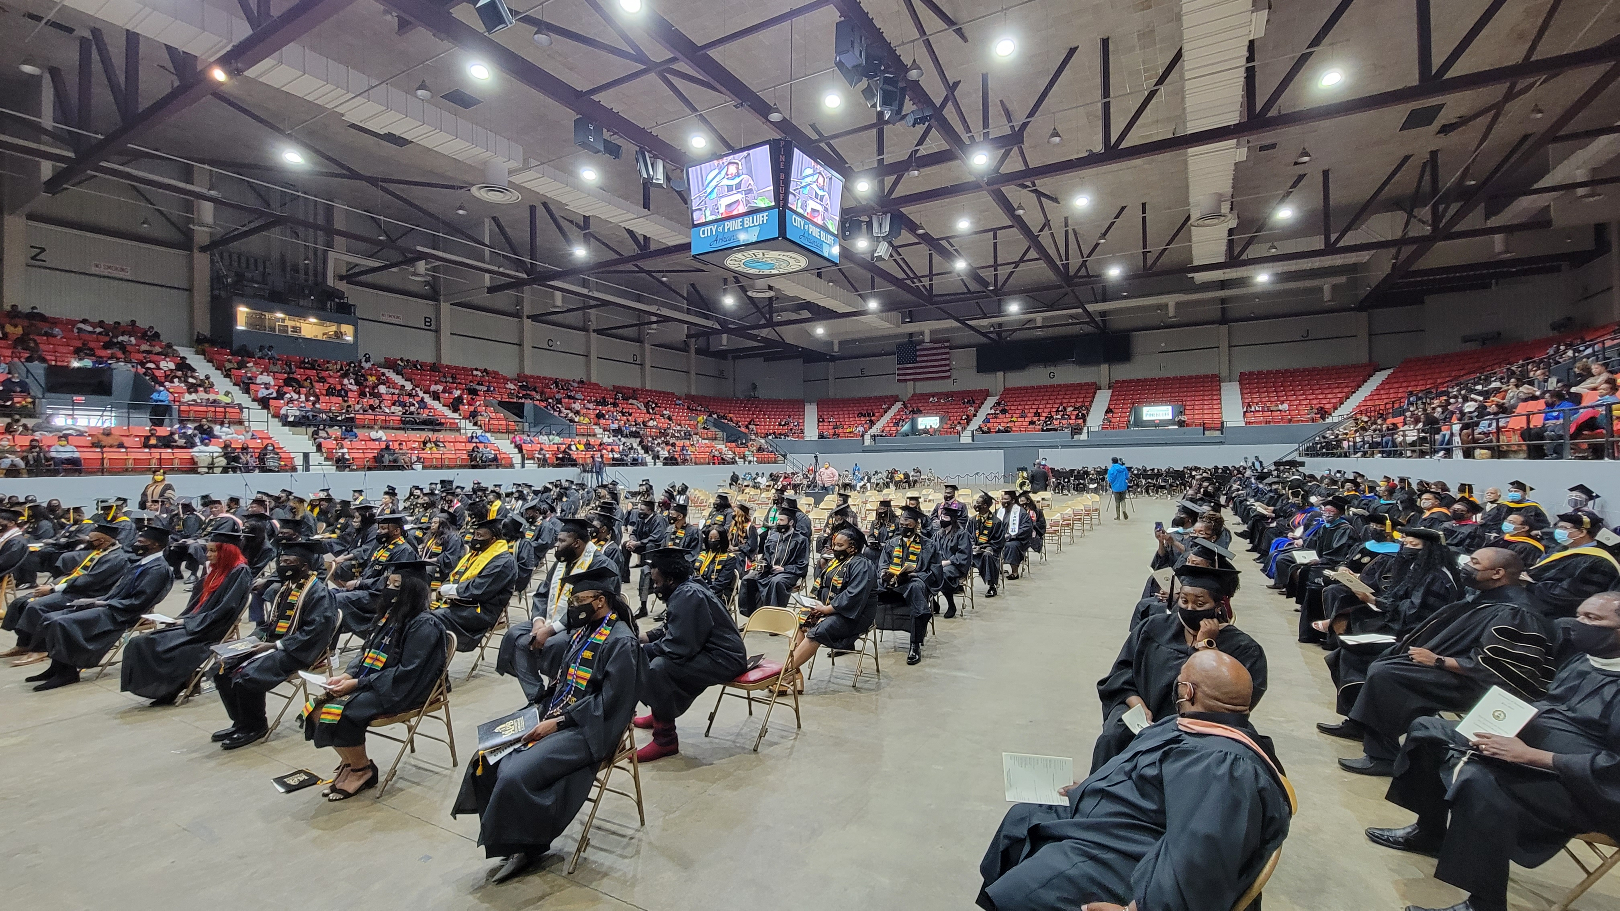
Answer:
xmin=3 ymin=499 xmax=1617 ymax=911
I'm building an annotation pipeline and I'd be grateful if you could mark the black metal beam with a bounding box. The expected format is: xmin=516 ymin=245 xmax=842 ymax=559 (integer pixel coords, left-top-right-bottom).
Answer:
xmin=342 ymin=255 xmax=426 ymax=282
xmin=1432 ymin=0 xmax=1508 ymax=80
xmin=88 ymin=28 xmax=130 ymax=121
xmin=44 ymin=0 xmax=358 ymax=193
xmin=1333 ymin=154 xmax=1411 ymax=246
xmin=848 ymin=40 xmax=1620 ymax=215
xmin=1112 ymin=47 xmax=1181 ymax=149
xmin=198 ymin=216 xmax=286 ymax=253
xmin=1255 ymin=0 xmax=1355 ymax=118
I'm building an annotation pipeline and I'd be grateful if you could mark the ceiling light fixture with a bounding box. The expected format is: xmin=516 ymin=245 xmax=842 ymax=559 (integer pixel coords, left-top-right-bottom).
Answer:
xmin=573 ymin=246 xmax=588 ymax=258
xmin=1255 ymin=272 xmax=1272 ymax=284
xmin=1013 ymin=202 xmax=1026 ymax=216
xmin=867 ymin=298 xmax=880 ymax=311
xmin=994 ymin=37 xmax=1016 ymax=57
xmin=467 ymin=62 xmax=491 ymax=80
xmin=823 ymin=91 xmax=842 ymax=109
xmin=1266 ymin=243 xmax=1278 ymax=254
xmin=414 ymin=80 xmax=432 ymax=100
xmin=953 ymin=258 xmax=967 ymax=272
xmin=1073 ymin=194 xmax=1090 ymax=208
xmin=854 ymin=179 xmax=870 ymax=192
xmin=970 ymin=149 xmax=990 ymax=167
xmin=455 ymin=205 xmax=468 ymax=215
xmin=1006 ymin=300 xmax=1021 ymax=313
xmin=906 ymin=60 xmax=924 ymax=81
xmin=689 ymin=134 xmax=707 ymax=150
xmin=209 ymin=65 xmax=229 ymax=82
xmin=814 ymin=325 xmax=825 ymax=336
xmin=580 ymin=166 xmax=598 ymax=182
xmin=1106 ymin=264 xmax=1123 ymax=279
xmin=532 ymin=25 xmax=553 ymax=46
xmin=1275 ymin=205 xmax=1295 ymax=221
xmin=768 ymin=105 xmax=784 ymax=122
xmin=722 ymin=292 xmax=736 ymax=306
xmin=19 ymin=58 xmax=43 ymax=77
xmin=1319 ymin=69 xmax=1343 ymax=87
xmin=618 ymin=0 xmax=642 ymax=12
xmin=1048 ymin=126 xmax=1062 ymax=145
xmin=1293 ymin=147 xmax=1312 ymax=165
xmin=854 ymin=236 xmax=870 ymax=250
xmin=956 ymin=216 xmax=971 ymax=231
xmin=280 ymin=148 xmax=305 ymax=165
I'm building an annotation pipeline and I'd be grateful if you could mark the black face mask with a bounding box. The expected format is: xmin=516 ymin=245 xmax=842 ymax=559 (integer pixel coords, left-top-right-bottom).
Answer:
xmin=1562 ymin=619 xmax=1620 ymax=658
xmin=564 ymin=597 xmax=599 ymax=629
xmin=775 ymin=524 xmax=789 ymax=535
xmin=277 ymin=562 xmax=304 ymax=580
xmin=1459 ymin=564 xmax=1489 ymax=589
xmin=1398 ymin=547 xmax=1422 ymax=561
xmin=1178 ymin=606 xmax=1222 ymax=632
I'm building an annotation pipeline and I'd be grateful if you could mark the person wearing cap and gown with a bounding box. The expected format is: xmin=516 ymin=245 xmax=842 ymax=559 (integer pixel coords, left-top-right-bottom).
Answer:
xmin=1440 ymin=496 xmax=1486 ymax=553
xmin=997 ymin=491 xmax=1034 ymax=580
xmin=1495 ymin=512 xmax=1547 ymax=568
xmin=0 ymin=507 xmax=35 ymax=587
xmin=210 ymin=540 xmax=339 ymax=748
xmin=704 ymin=492 xmax=735 ymax=532
xmin=624 ymin=498 xmax=670 ymax=617
xmin=1 ymin=523 xmax=129 ymax=660
xmin=783 ymin=525 xmax=877 ymax=676
xmin=632 ymin=547 xmax=748 ymax=762
xmin=969 ymin=494 xmax=1006 ymax=597
xmin=330 ymin=513 xmax=419 ymax=633
xmin=694 ymin=523 xmax=743 ymax=605
xmin=1479 ymin=480 xmax=1551 ymax=532
xmin=589 ymin=510 xmax=626 ymax=584
xmin=1526 ymin=508 xmax=1620 ymax=618
xmin=737 ymin=504 xmax=810 ymax=617
xmin=1129 ymin=539 xmax=1240 ymax=631
xmin=434 ymin=517 xmax=520 ymax=651
xmin=979 ymin=650 xmax=1295 ymax=911
xmin=303 ymin=560 xmax=450 ymax=801
xmin=93 ymin=498 xmax=139 ymax=548
xmin=1328 ymin=547 xmax=1560 ymax=776
xmin=876 ymin=506 xmax=942 ymax=665
xmin=500 ymin=518 xmax=618 ymax=702
xmin=121 ymin=530 xmax=253 ymax=704
xmin=867 ymin=499 xmax=898 ymax=563
xmin=1092 ymin=567 xmax=1268 ymax=771
xmin=21 ymin=524 xmax=173 ymax=690
xmin=453 ymin=565 xmax=647 ymax=884
xmin=935 ymin=503 xmax=973 ymax=618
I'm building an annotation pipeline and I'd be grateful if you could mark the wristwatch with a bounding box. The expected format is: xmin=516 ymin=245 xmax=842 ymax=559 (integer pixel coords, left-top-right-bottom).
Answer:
xmin=1197 ymin=638 xmax=1217 ymax=650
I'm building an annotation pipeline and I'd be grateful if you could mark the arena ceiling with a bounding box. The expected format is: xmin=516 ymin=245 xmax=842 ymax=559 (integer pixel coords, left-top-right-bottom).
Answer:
xmin=2 ymin=0 xmax=1619 ymax=361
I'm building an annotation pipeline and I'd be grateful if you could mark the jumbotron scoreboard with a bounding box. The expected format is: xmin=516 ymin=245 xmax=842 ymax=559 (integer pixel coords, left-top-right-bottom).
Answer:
xmin=686 ymin=140 xmax=843 ymax=277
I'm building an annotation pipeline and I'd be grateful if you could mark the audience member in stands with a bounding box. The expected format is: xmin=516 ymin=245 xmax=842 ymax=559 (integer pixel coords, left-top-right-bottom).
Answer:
xmin=48 ymin=435 xmax=82 ymax=473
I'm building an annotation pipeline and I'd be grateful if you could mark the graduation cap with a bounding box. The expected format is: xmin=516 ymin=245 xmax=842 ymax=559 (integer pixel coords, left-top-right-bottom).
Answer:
xmin=877 ymin=499 xmax=893 ymax=508
xmin=1174 ymin=566 xmax=1238 ymax=599
xmin=1557 ymin=508 xmax=1604 ymax=531
xmin=355 ymin=502 xmax=378 ymax=512
xmin=91 ymin=522 xmax=125 ymax=538
xmin=1452 ymin=498 xmax=1483 ymax=515
xmin=1175 ymin=499 xmax=1206 ymax=515
xmin=829 ymin=505 xmax=856 ymax=521
xmin=832 ymin=524 xmax=868 ymax=550
xmin=390 ymin=559 xmax=436 ymax=579
xmin=1397 ymin=526 xmax=1446 ymax=544
xmin=591 ymin=509 xmax=619 ymax=529
xmin=135 ymin=524 xmax=173 ymax=544
xmin=642 ymin=546 xmax=696 ymax=571
xmin=943 ymin=482 xmax=959 ymax=491
xmin=712 ymin=492 xmax=731 ymax=506
xmin=1570 ymin=484 xmax=1599 ymax=501
xmin=384 ymin=485 xmax=398 ymax=496
xmin=557 ymin=517 xmax=592 ymax=538
xmin=905 ymin=494 xmax=922 ymax=503
xmin=374 ymin=513 xmax=407 ymax=526
xmin=278 ymin=539 xmax=325 ymax=561
xmin=1188 ymin=538 xmax=1236 ymax=562
xmin=0 ymin=508 xmax=21 ymax=523
xmin=209 ymin=530 xmax=247 ymax=545
xmin=1321 ymin=495 xmax=1351 ymax=511
xmin=1457 ymin=483 xmax=1476 ymax=498
xmin=289 ymin=495 xmax=308 ymax=505
xmin=667 ymin=502 xmax=689 ymax=517
xmin=475 ymin=517 xmax=508 ymax=533
xmin=1509 ymin=480 xmax=1533 ymax=492
xmin=898 ymin=505 xmax=927 ymax=522
xmin=782 ymin=497 xmax=799 ymax=511
xmin=561 ymin=564 xmax=621 ymax=595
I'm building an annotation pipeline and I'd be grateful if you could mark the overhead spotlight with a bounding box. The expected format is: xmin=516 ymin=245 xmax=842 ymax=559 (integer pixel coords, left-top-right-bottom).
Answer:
xmin=722 ymin=293 xmax=736 ymax=306
xmin=907 ymin=155 xmax=921 ymax=177
xmin=1005 ymin=300 xmax=1021 ymax=313
xmin=906 ymin=60 xmax=924 ymax=81
xmin=970 ymin=149 xmax=990 ymax=167
xmin=1073 ymin=194 xmax=1090 ymax=208
xmin=814 ymin=325 xmax=825 ymax=336
xmin=854 ymin=178 xmax=871 ymax=192
xmin=867 ymin=298 xmax=880 ymax=311
xmin=953 ymin=258 xmax=967 ymax=272
xmin=1094 ymin=235 xmax=1107 ymax=245
xmin=823 ymin=91 xmax=842 ymax=109
xmin=1275 ymin=205 xmax=1295 ymax=221
xmin=455 ymin=205 xmax=468 ymax=215
xmin=139 ymin=217 xmax=151 ymax=228
xmin=532 ymin=26 xmax=553 ymax=46
xmin=768 ymin=105 xmax=784 ymax=122
xmin=689 ymin=134 xmax=707 ymax=150
xmin=855 ymin=236 xmax=871 ymax=250
xmin=19 ymin=58 xmax=43 ymax=76
xmin=1255 ymin=272 xmax=1272 ymax=284
xmin=280 ymin=148 xmax=305 ymax=165
xmin=472 ymin=0 xmax=515 ymax=34
xmin=1013 ymin=203 xmax=1026 ymax=216
xmin=1048 ymin=127 xmax=1062 ymax=145
xmin=580 ymin=166 xmax=599 ymax=182
xmin=414 ymin=80 xmax=432 ymax=100
xmin=1531 ymin=104 xmax=1545 ymax=119
xmin=1293 ymin=147 xmax=1312 ymax=165
xmin=573 ymin=246 xmax=588 ymax=258
xmin=208 ymin=65 xmax=229 ymax=82
xmin=956 ymin=216 xmax=971 ymax=231
xmin=467 ymin=62 xmax=491 ymax=80
xmin=994 ymin=37 xmax=1016 ymax=57
xmin=1266 ymin=243 xmax=1278 ymax=254
xmin=1319 ymin=69 xmax=1343 ymax=87
xmin=1105 ymin=264 xmax=1123 ymax=279
xmin=618 ymin=0 xmax=642 ymax=11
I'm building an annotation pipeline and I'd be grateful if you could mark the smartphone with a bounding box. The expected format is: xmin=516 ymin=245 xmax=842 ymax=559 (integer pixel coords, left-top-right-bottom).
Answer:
xmin=1154 ymin=521 xmax=1164 ymax=532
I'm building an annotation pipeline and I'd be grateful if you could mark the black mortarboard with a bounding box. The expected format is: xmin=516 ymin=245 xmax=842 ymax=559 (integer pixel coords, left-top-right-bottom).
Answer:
xmin=0 ymin=508 xmax=20 ymax=522
xmin=878 ymin=499 xmax=892 ymax=508
xmin=557 ymin=517 xmax=591 ymax=538
xmin=375 ymin=513 xmax=407 ymax=525
xmin=1174 ymin=566 xmax=1237 ymax=598
xmin=1570 ymin=484 xmax=1599 ymax=500
xmin=712 ymin=492 xmax=730 ymax=505
xmin=278 ymin=539 xmax=324 ymax=561
xmin=832 ymin=524 xmax=867 ymax=550
xmin=668 ymin=502 xmax=688 ymax=516
xmin=135 ymin=524 xmax=172 ymax=543
xmin=1398 ymin=526 xmax=1446 ymax=544
xmin=1452 ymin=498 xmax=1482 ymax=515
xmin=1188 ymin=538 xmax=1236 ymax=561
xmin=1510 ymin=479 xmax=1533 ymax=492
xmin=899 ymin=505 xmax=927 ymax=522
xmin=1322 ymin=495 xmax=1350 ymax=511
xmin=390 ymin=559 xmax=435 ymax=579
xmin=561 ymin=565 xmax=620 ymax=595
xmin=643 ymin=546 xmax=696 ymax=570
xmin=209 ymin=530 xmax=246 ymax=545
xmin=92 ymin=522 xmax=124 ymax=538
xmin=1557 ymin=508 xmax=1603 ymax=531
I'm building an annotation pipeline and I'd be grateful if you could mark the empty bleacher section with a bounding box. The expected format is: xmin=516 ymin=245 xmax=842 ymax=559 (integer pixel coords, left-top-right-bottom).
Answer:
xmin=1239 ymin=364 xmax=1377 ymax=424
xmin=978 ymin=383 xmax=1098 ymax=434
xmin=877 ymin=389 xmax=989 ymax=436
xmin=816 ymin=395 xmax=897 ymax=439
xmin=688 ymin=395 xmax=804 ymax=438
xmin=1102 ymin=375 xmax=1222 ymax=429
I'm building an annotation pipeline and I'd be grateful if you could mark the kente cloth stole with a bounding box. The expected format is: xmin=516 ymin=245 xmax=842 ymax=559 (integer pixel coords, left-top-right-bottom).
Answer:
xmin=546 ymin=616 xmax=615 ymax=717
xmin=975 ymin=517 xmax=994 ymax=545
xmin=546 ymin=543 xmax=598 ymax=622
xmin=887 ymin=537 xmax=922 ymax=573
xmin=60 ymin=546 xmax=110 ymax=583
xmin=301 ymin=613 xmax=392 ymax=726
xmin=818 ymin=557 xmax=846 ymax=598
xmin=269 ymin=575 xmax=310 ymax=636
xmin=697 ymin=550 xmax=728 ymax=580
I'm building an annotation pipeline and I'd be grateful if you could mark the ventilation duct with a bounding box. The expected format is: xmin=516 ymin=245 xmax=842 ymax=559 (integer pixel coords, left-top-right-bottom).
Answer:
xmin=1191 ymin=192 xmax=1233 ymax=227
xmin=471 ymin=159 xmax=521 ymax=204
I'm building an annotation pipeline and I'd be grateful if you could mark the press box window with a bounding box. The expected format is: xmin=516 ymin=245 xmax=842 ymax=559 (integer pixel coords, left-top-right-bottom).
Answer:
xmin=235 ymin=306 xmax=355 ymax=342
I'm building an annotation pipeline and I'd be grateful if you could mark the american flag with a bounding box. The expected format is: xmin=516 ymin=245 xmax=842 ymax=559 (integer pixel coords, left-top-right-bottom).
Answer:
xmin=895 ymin=341 xmax=952 ymax=381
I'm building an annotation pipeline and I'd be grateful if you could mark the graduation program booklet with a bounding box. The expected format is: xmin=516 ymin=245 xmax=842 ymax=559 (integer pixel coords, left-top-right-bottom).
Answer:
xmin=141 ymin=613 xmax=179 ymax=625
xmin=1455 ymin=686 xmax=1538 ymax=740
xmin=211 ymin=637 xmax=260 ymax=660
xmin=272 ymin=770 xmax=322 ymax=794
xmin=1326 ymin=567 xmax=1374 ymax=596
xmin=1338 ymin=633 xmax=1397 ymax=646
xmin=477 ymin=705 xmax=541 ymax=756
xmin=1122 ymin=703 xmax=1150 ymax=734
xmin=1150 ymin=567 xmax=1175 ymax=590
xmin=298 ymin=670 xmax=334 ymax=689
xmin=1292 ymin=549 xmax=1320 ymax=564
xmin=1003 ymin=753 xmax=1073 ymax=806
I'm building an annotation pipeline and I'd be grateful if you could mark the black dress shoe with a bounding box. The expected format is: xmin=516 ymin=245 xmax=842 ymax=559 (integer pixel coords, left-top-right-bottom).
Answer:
xmin=906 ymin=645 xmax=922 ymax=665
xmin=24 ymin=667 xmax=55 ymax=683
xmin=1315 ymin=719 xmax=1365 ymax=740
xmin=633 ymin=605 xmax=648 ymax=619
xmin=490 ymin=851 xmax=538 ymax=884
xmin=211 ymin=727 xmax=240 ymax=742
xmin=221 ymin=729 xmax=267 ymax=751
xmin=1366 ymin=823 xmax=1443 ymax=858
xmin=943 ymin=606 xmax=957 ymax=619
xmin=33 ymin=669 xmax=80 ymax=691
xmin=1339 ymin=755 xmax=1396 ymax=776
xmin=985 ymin=588 xmax=997 ymax=598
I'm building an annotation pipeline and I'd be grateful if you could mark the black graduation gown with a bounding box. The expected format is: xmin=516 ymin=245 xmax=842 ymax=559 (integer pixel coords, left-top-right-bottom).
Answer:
xmin=453 ymin=619 xmax=646 ymax=857
xmin=1348 ymin=586 xmax=1559 ymax=760
xmin=969 ymin=514 xmax=1006 ymax=583
xmin=806 ymin=554 xmax=877 ymax=649
xmin=935 ymin=525 xmax=973 ymax=592
xmin=225 ymin=577 xmax=339 ymax=690
xmin=433 ymin=547 xmax=519 ymax=650
xmin=334 ymin=537 xmax=420 ymax=633
xmin=1092 ymin=613 xmax=1269 ymax=771
xmin=1384 ymin=655 xmax=1620 ymax=904
xmin=39 ymin=553 xmax=174 ymax=668
xmin=979 ymin=712 xmax=1292 ymax=911
xmin=737 ymin=530 xmax=810 ymax=615
xmin=693 ymin=548 xmax=743 ymax=604
xmin=1500 ymin=534 xmax=1547 ymax=570
xmin=304 ymin=612 xmax=449 ymax=748
xmin=5 ymin=543 xmax=131 ymax=642
xmin=1527 ymin=547 xmax=1620 ymax=619
xmin=874 ymin=533 xmax=942 ymax=629
xmin=500 ymin=552 xmax=619 ymax=703
xmin=120 ymin=564 xmax=252 ymax=700
xmin=0 ymin=531 xmax=29 ymax=580
xmin=639 ymin=579 xmax=748 ymax=722
xmin=1323 ymin=565 xmax=1460 ymax=713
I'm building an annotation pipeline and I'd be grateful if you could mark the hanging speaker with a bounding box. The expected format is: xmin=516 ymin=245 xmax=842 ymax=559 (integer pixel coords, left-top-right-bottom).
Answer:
xmin=473 ymin=0 xmax=514 ymax=34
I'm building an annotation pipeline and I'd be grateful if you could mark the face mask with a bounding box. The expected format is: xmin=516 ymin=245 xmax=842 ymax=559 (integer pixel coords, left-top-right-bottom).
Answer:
xmin=1563 ymin=619 xmax=1620 ymax=658
xmin=1506 ymin=491 xmax=1524 ymax=502
xmin=277 ymin=562 xmax=302 ymax=580
xmin=1459 ymin=564 xmax=1493 ymax=589
xmin=1554 ymin=528 xmax=1573 ymax=546
xmin=564 ymin=597 xmax=598 ymax=629
xmin=776 ymin=524 xmax=789 ymax=534
xmin=1178 ymin=606 xmax=1222 ymax=632
xmin=1501 ymin=522 xmax=1516 ymax=534
xmin=1399 ymin=546 xmax=1422 ymax=560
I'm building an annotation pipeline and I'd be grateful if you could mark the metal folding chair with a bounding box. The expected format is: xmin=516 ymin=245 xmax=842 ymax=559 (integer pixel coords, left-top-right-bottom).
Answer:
xmin=367 ymin=634 xmax=459 ymax=797
xmin=704 ymin=606 xmax=802 ymax=751
xmin=1551 ymin=834 xmax=1619 ymax=911
xmin=1232 ymin=848 xmax=1281 ymax=911
xmin=565 ymin=725 xmax=646 ymax=874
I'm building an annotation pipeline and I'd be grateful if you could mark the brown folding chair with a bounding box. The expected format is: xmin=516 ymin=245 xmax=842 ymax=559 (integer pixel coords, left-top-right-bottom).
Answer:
xmin=177 ymin=605 xmax=250 ymax=706
xmin=812 ymin=624 xmax=880 ymax=690
xmin=704 ymin=606 xmax=802 ymax=751
xmin=462 ymin=592 xmax=518 ymax=681
xmin=565 ymin=725 xmax=646 ymax=874
xmin=1551 ymin=834 xmax=1619 ymax=911
xmin=367 ymin=634 xmax=459 ymax=798
xmin=1233 ymin=847 xmax=1281 ymax=911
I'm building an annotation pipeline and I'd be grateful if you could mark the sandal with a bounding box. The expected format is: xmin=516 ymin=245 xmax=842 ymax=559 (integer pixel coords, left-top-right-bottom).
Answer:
xmin=326 ymin=762 xmax=379 ymax=801
xmin=319 ymin=763 xmax=351 ymax=798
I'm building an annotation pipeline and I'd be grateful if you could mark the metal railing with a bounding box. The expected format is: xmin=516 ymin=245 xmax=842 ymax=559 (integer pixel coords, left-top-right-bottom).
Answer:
xmin=1298 ymin=402 xmax=1617 ymax=460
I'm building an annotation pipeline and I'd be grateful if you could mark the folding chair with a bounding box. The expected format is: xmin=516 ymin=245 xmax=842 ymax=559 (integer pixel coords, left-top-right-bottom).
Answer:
xmin=367 ymin=634 xmax=459 ymax=798
xmin=1233 ymin=847 xmax=1281 ymax=911
xmin=177 ymin=605 xmax=250 ymax=706
xmin=812 ymin=624 xmax=880 ymax=689
xmin=1551 ymin=834 xmax=1619 ymax=911
xmin=462 ymin=592 xmax=517 ymax=681
xmin=703 ymin=606 xmax=802 ymax=751
xmin=0 ymin=574 xmax=12 ymax=622
xmin=92 ymin=618 xmax=155 ymax=681
xmin=565 ymin=725 xmax=646 ymax=875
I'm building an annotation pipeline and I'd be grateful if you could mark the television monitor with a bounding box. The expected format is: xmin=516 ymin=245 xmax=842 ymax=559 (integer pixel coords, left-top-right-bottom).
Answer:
xmin=686 ymin=144 xmax=777 ymax=227
xmin=45 ymin=365 xmax=113 ymax=397
xmin=785 ymin=147 xmax=843 ymax=236
xmin=1140 ymin=405 xmax=1175 ymax=422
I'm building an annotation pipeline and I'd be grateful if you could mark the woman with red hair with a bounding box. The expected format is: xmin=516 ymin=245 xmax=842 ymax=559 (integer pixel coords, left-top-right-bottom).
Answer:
xmin=122 ymin=531 xmax=253 ymax=705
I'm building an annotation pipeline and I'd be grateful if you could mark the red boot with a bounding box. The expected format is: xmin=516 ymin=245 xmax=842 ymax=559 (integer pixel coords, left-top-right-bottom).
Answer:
xmin=631 ymin=713 xmax=655 ymax=730
xmin=635 ymin=720 xmax=680 ymax=762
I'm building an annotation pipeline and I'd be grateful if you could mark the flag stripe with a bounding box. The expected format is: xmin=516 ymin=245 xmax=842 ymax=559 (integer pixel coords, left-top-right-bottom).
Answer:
xmin=895 ymin=342 xmax=953 ymax=381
